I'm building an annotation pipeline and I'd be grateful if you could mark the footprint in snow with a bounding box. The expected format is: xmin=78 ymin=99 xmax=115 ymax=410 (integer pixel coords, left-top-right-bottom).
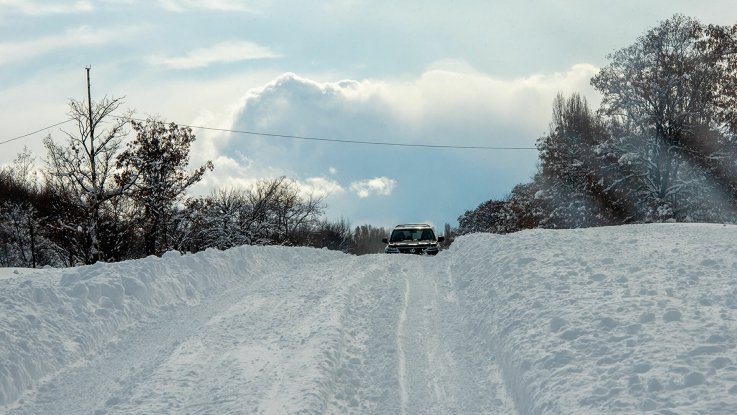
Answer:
xmin=559 ymin=329 xmax=585 ymax=341
xmin=639 ymin=312 xmax=656 ymax=324
xmin=711 ymin=357 xmax=732 ymax=369
xmin=662 ymin=310 xmax=682 ymax=322
xmin=549 ymin=317 xmax=567 ymax=333
xmin=517 ymin=257 xmax=535 ymax=266
xmin=599 ymin=317 xmax=618 ymax=329
xmin=707 ymin=334 xmax=727 ymax=343
xmin=632 ymin=362 xmax=652 ymax=373
xmin=105 ymin=397 xmax=121 ymax=406
xmin=589 ymin=274 xmax=607 ymax=282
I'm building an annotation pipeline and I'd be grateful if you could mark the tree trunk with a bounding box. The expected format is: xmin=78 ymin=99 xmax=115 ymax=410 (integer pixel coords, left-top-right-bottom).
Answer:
xmin=145 ymin=214 xmax=158 ymax=257
xmin=28 ymin=214 xmax=36 ymax=268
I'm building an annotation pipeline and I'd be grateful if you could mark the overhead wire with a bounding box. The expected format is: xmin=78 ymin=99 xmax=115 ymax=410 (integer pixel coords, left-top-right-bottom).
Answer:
xmin=120 ymin=116 xmax=538 ymax=150
xmin=1 ymin=116 xmax=538 ymax=150
xmin=0 ymin=119 xmax=74 ymax=146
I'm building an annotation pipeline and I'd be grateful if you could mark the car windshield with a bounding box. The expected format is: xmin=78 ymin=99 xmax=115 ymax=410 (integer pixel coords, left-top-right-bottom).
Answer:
xmin=390 ymin=228 xmax=435 ymax=242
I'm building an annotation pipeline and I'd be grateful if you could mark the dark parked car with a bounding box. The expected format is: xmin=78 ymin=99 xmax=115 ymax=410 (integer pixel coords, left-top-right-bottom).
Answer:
xmin=382 ymin=224 xmax=444 ymax=255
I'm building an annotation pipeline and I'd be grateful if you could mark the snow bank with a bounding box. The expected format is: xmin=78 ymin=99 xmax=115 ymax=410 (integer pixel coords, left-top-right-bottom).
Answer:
xmin=450 ymin=224 xmax=737 ymax=414
xmin=4 ymin=223 xmax=737 ymax=413
xmin=0 ymin=246 xmax=345 ymax=406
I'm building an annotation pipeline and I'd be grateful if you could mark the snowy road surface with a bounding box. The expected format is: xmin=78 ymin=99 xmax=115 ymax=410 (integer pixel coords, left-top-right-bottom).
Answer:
xmin=3 ymin=224 xmax=737 ymax=414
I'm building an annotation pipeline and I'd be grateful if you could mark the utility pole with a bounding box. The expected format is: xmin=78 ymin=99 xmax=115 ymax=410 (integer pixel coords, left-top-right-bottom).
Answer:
xmin=86 ymin=66 xmax=101 ymax=262
xmin=86 ymin=67 xmax=95 ymax=188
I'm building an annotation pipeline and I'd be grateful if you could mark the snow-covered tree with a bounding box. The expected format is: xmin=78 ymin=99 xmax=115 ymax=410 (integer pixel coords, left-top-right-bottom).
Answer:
xmin=267 ymin=177 xmax=325 ymax=245
xmin=458 ymin=182 xmax=543 ymax=235
xmin=591 ymin=14 xmax=737 ymax=222
xmin=190 ymin=178 xmax=325 ymax=250
xmin=0 ymin=149 xmax=63 ymax=267
xmin=535 ymin=93 xmax=626 ymax=227
xmin=196 ymin=188 xmax=254 ymax=250
xmin=115 ymin=119 xmax=213 ymax=256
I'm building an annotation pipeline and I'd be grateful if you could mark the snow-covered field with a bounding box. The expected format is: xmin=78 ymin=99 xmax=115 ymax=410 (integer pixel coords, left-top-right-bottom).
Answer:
xmin=2 ymin=224 xmax=737 ymax=414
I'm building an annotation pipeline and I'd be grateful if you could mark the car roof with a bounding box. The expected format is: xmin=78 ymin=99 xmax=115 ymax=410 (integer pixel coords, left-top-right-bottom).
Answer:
xmin=393 ymin=224 xmax=432 ymax=229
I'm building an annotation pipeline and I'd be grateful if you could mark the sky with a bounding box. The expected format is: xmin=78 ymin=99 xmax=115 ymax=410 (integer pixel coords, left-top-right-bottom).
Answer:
xmin=1 ymin=0 xmax=736 ymax=230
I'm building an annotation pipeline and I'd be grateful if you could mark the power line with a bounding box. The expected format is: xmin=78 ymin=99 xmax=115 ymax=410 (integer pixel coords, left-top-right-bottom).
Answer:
xmin=0 ymin=119 xmax=74 ymax=146
xmin=119 ymin=116 xmax=537 ymax=150
xmin=2 ymin=116 xmax=539 ymax=151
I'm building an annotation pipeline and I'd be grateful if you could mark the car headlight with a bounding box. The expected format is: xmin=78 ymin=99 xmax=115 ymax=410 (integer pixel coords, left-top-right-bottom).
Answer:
xmin=385 ymin=246 xmax=399 ymax=253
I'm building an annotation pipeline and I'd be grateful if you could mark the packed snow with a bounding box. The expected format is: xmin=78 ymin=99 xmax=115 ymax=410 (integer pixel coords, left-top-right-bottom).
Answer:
xmin=2 ymin=224 xmax=737 ymax=414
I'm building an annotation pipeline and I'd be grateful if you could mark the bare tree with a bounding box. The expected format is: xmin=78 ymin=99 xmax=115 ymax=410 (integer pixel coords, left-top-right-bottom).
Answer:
xmin=351 ymin=224 xmax=388 ymax=255
xmin=311 ymin=217 xmax=352 ymax=252
xmin=43 ymin=76 xmax=133 ymax=263
xmin=268 ymin=177 xmax=325 ymax=245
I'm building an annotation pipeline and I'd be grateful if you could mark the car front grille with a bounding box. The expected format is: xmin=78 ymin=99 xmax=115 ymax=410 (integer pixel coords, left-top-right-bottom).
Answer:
xmin=398 ymin=247 xmax=428 ymax=254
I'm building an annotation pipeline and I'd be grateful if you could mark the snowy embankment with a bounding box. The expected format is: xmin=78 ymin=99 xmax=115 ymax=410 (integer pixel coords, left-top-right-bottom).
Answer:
xmin=2 ymin=224 xmax=737 ymax=414
xmin=450 ymin=224 xmax=737 ymax=414
xmin=0 ymin=246 xmax=346 ymax=409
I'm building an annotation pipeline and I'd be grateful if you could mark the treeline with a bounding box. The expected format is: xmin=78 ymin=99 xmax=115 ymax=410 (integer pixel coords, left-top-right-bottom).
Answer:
xmin=0 ymin=93 xmax=391 ymax=267
xmin=0 ymin=148 xmax=392 ymax=267
xmin=459 ymin=15 xmax=737 ymax=235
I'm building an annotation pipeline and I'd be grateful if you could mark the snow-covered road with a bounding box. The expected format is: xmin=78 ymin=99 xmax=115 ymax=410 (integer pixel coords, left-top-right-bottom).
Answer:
xmin=2 ymin=249 xmax=513 ymax=414
xmin=3 ymin=224 xmax=737 ymax=414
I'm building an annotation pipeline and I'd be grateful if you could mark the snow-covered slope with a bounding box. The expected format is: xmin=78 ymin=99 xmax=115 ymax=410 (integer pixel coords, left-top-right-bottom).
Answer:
xmin=2 ymin=224 xmax=737 ymax=414
xmin=450 ymin=224 xmax=737 ymax=414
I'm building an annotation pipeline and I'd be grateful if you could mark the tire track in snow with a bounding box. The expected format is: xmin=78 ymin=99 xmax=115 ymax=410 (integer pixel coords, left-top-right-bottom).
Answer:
xmin=308 ymin=257 xmax=385 ymax=412
xmin=324 ymin=257 xmax=407 ymax=414
xmin=7 ymin=248 xmax=516 ymax=414
xmin=325 ymin=254 xmax=514 ymax=413
xmin=396 ymin=273 xmax=410 ymax=415
xmin=404 ymin=253 xmax=515 ymax=414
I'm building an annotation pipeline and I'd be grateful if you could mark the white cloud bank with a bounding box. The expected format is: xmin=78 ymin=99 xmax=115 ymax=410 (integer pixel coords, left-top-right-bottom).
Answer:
xmin=149 ymin=40 xmax=280 ymax=69
xmin=186 ymin=61 xmax=601 ymax=223
xmin=215 ymin=62 xmax=601 ymax=154
xmin=350 ymin=177 xmax=396 ymax=198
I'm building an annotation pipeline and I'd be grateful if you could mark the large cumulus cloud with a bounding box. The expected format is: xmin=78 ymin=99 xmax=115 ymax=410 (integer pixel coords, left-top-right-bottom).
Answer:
xmin=189 ymin=62 xmax=600 ymax=226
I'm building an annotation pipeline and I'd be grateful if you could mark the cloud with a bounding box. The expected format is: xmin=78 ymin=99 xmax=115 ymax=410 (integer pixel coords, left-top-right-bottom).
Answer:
xmin=380 ymin=62 xmax=601 ymax=136
xmin=219 ymin=63 xmax=600 ymax=153
xmin=187 ymin=154 xmax=346 ymax=201
xmin=0 ymin=25 xmax=139 ymax=66
xmin=349 ymin=177 xmax=396 ymax=198
xmin=329 ymin=167 xmax=337 ymax=175
xmin=300 ymin=177 xmax=345 ymax=199
xmin=0 ymin=0 xmax=93 ymax=15
xmin=149 ymin=40 xmax=280 ymax=69
xmin=158 ymin=0 xmax=260 ymax=12
xmin=186 ymin=63 xmax=601 ymax=225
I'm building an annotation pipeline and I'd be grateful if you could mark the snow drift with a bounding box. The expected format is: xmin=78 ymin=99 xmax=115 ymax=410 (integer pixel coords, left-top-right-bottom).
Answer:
xmin=0 ymin=246 xmax=345 ymax=408
xmin=450 ymin=224 xmax=737 ymax=414
xmin=2 ymin=224 xmax=737 ymax=414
